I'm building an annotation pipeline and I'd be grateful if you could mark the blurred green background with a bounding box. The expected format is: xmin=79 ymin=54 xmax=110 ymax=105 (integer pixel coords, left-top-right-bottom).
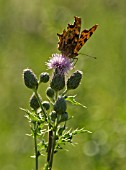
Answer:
xmin=0 ymin=0 xmax=126 ymax=170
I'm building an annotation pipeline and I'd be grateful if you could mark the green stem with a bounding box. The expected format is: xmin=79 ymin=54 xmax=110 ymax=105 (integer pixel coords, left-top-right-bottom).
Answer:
xmin=46 ymin=91 xmax=58 ymax=170
xmin=34 ymin=123 xmax=38 ymax=170
xmin=34 ymin=90 xmax=47 ymax=120
xmin=62 ymin=89 xmax=68 ymax=96
xmin=47 ymin=124 xmax=53 ymax=163
xmin=48 ymin=128 xmax=57 ymax=170
xmin=55 ymin=91 xmax=58 ymax=100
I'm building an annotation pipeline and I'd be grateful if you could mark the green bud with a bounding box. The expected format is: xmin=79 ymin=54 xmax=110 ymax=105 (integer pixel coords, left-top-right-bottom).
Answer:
xmin=67 ymin=70 xmax=83 ymax=90
xmin=50 ymin=72 xmax=65 ymax=91
xmin=50 ymin=111 xmax=57 ymax=121
xmin=42 ymin=101 xmax=50 ymax=110
xmin=46 ymin=87 xmax=54 ymax=98
xmin=23 ymin=69 xmax=38 ymax=89
xmin=60 ymin=112 xmax=68 ymax=122
xmin=39 ymin=72 xmax=49 ymax=83
xmin=29 ymin=93 xmax=42 ymax=110
xmin=54 ymin=96 xmax=67 ymax=115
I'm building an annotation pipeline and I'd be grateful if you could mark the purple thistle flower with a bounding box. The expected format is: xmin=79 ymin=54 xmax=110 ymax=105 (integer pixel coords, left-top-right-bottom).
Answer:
xmin=46 ymin=54 xmax=73 ymax=74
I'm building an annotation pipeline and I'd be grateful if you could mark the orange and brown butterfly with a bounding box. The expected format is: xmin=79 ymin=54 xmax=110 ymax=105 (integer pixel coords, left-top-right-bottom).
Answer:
xmin=57 ymin=16 xmax=98 ymax=59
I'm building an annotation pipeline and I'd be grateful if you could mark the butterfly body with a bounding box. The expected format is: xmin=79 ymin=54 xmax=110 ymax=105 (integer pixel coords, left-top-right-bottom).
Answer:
xmin=57 ymin=16 xmax=98 ymax=59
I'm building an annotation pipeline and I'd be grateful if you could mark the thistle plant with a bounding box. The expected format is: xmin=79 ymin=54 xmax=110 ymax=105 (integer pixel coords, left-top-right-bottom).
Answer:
xmin=21 ymin=53 xmax=91 ymax=170
xmin=20 ymin=14 xmax=99 ymax=169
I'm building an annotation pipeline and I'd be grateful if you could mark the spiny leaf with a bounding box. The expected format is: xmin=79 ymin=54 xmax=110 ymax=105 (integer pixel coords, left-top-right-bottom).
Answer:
xmin=30 ymin=155 xmax=36 ymax=158
xmin=71 ymin=128 xmax=92 ymax=135
xmin=65 ymin=95 xmax=87 ymax=108
xmin=20 ymin=107 xmax=40 ymax=122
xmin=56 ymin=127 xmax=91 ymax=148
xmin=20 ymin=107 xmax=31 ymax=114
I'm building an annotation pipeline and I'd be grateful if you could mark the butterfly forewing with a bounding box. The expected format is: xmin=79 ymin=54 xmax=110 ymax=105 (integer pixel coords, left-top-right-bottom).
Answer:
xmin=74 ymin=24 xmax=98 ymax=54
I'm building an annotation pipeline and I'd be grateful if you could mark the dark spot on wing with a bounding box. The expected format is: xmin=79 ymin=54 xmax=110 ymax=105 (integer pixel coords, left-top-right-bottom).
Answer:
xmin=68 ymin=24 xmax=75 ymax=28
xmin=84 ymin=30 xmax=88 ymax=33
xmin=90 ymin=32 xmax=93 ymax=36
xmin=79 ymin=42 xmax=83 ymax=46
xmin=84 ymin=38 xmax=87 ymax=42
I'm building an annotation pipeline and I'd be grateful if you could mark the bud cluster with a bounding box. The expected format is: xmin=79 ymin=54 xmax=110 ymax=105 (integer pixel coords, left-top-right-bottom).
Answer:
xmin=23 ymin=67 xmax=83 ymax=123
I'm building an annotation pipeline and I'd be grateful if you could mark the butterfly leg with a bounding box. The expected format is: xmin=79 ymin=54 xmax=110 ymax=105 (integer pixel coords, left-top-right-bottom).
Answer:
xmin=70 ymin=58 xmax=78 ymax=66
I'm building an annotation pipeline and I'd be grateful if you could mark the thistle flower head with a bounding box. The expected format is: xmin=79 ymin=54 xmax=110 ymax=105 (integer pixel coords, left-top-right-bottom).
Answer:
xmin=46 ymin=54 xmax=73 ymax=74
xmin=46 ymin=87 xmax=55 ymax=98
xmin=29 ymin=93 xmax=42 ymax=110
xmin=67 ymin=70 xmax=83 ymax=90
xmin=53 ymin=96 xmax=67 ymax=115
xmin=50 ymin=72 xmax=65 ymax=91
xmin=42 ymin=101 xmax=50 ymax=110
xmin=39 ymin=72 xmax=49 ymax=83
xmin=23 ymin=69 xmax=38 ymax=90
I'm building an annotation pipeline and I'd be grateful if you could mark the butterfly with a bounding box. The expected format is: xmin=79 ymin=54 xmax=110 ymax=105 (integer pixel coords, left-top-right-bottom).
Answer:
xmin=57 ymin=16 xmax=98 ymax=59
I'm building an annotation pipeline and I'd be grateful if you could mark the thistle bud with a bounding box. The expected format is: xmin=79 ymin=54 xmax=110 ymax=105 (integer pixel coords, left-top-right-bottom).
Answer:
xmin=29 ymin=93 xmax=42 ymax=110
xmin=23 ymin=69 xmax=38 ymax=90
xmin=60 ymin=112 xmax=68 ymax=122
xmin=42 ymin=101 xmax=50 ymax=110
xmin=39 ymin=72 xmax=49 ymax=83
xmin=50 ymin=111 xmax=57 ymax=121
xmin=67 ymin=70 xmax=83 ymax=90
xmin=54 ymin=96 xmax=67 ymax=115
xmin=50 ymin=72 xmax=65 ymax=91
xmin=46 ymin=87 xmax=54 ymax=98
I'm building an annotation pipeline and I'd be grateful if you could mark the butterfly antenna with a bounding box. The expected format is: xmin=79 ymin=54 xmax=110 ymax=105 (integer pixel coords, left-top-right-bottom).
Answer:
xmin=79 ymin=53 xmax=97 ymax=59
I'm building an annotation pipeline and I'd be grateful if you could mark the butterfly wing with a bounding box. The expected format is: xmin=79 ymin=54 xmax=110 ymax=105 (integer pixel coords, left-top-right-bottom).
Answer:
xmin=67 ymin=16 xmax=81 ymax=43
xmin=74 ymin=24 xmax=98 ymax=55
xmin=57 ymin=16 xmax=81 ymax=58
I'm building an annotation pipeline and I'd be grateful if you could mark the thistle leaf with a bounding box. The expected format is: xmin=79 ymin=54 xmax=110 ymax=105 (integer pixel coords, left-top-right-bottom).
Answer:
xmin=20 ymin=107 xmax=40 ymax=122
xmin=65 ymin=95 xmax=87 ymax=108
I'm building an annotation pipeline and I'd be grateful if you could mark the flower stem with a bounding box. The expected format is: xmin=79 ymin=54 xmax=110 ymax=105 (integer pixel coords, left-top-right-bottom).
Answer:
xmin=55 ymin=91 xmax=58 ymax=100
xmin=47 ymin=91 xmax=58 ymax=170
xmin=34 ymin=122 xmax=38 ymax=170
xmin=47 ymin=124 xmax=53 ymax=163
xmin=48 ymin=128 xmax=57 ymax=170
xmin=62 ymin=89 xmax=68 ymax=96
xmin=34 ymin=89 xmax=47 ymax=120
